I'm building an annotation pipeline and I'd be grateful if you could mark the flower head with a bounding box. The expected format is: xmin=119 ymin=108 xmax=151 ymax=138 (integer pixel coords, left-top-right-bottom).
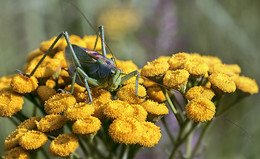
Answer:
xmin=44 ymin=93 xmax=76 ymax=114
xmin=49 ymin=134 xmax=79 ymax=157
xmin=234 ymin=76 xmax=258 ymax=94
xmin=72 ymin=116 xmax=101 ymax=135
xmin=116 ymin=84 xmax=146 ymax=104
xmin=37 ymin=86 xmax=56 ymax=101
xmin=116 ymin=60 xmax=138 ymax=74
xmin=4 ymin=128 xmax=28 ymax=151
xmin=64 ymin=84 xmax=89 ymax=103
xmin=185 ymin=86 xmax=215 ymax=101
xmin=19 ymin=130 xmax=48 ymax=150
xmin=64 ymin=102 xmax=95 ymax=121
xmin=141 ymin=100 xmax=169 ymax=116
xmin=103 ymin=100 xmax=135 ymax=119
xmin=0 ymin=75 xmax=15 ymax=91
xmin=37 ymin=114 xmax=66 ymax=133
xmin=208 ymin=73 xmax=236 ymax=93
xmin=0 ymin=89 xmax=24 ymax=117
xmin=109 ymin=117 xmax=143 ymax=144
xmin=185 ymin=98 xmax=216 ymax=122
xmin=5 ymin=147 xmax=29 ymax=159
xmin=184 ymin=57 xmax=209 ymax=76
xmin=168 ymin=52 xmax=190 ymax=70
xmin=83 ymin=35 xmax=102 ymax=50
xmin=10 ymin=74 xmax=38 ymax=94
xmin=209 ymin=63 xmax=237 ymax=77
xmin=163 ymin=69 xmax=189 ymax=92
xmin=141 ymin=59 xmax=169 ymax=80
xmin=138 ymin=122 xmax=161 ymax=147
xmin=17 ymin=117 xmax=41 ymax=130
xmin=147 ymin=86 xmax=166 ymax=102
xmin=130 ymin=104 xmax=148 ymax=121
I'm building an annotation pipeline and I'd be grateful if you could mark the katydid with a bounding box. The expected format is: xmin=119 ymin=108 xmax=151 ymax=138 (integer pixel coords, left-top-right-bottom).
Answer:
xmin=22 ymin=26 xmax=144 ymax=103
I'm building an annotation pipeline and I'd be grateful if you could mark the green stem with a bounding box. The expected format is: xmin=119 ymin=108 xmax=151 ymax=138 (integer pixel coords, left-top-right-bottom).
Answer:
xmin=24 ymin=94 xmax=46 ymax=115
xmin=190 ymin=121 xmax=212 ymax=159
xmin=79 ymin=138 xmax=89 ymax=157
xmin=40 ymin=147 xmax=50 ymax=159
xmin=185 ymin=122 xmax=192 ymax=158
xmin=127 ymin=145 xmax=141 ymax=159
xmin=8 ymin=117 xmax=19 ymax=126
xmin=164 ymin=90 xmax=183 ymax=125
xmin=169 ymin=122 xmax=199 ymax=159
xmin=119 ymin=144 xmax=127 ymax=159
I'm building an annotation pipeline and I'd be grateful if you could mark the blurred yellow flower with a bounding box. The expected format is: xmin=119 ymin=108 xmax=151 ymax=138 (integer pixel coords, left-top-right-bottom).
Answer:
xmin=4 ymin=128 xmax=28 ymax=151
xmin=83 ymin=35 xmax=102 ymax=50
xmin=116 ymin=84 xmax=146 ymax=104
xmin=168 ymin=52 xmax=190 ymax=70
xmin=208 ymin=73 xmax=236 ymax=93
xmin=37 ymin=86 xmax=56 ymax=101
xmin=234 ymin=76 xmax=258 ymax=94
xmin=17 ymin=117 xmax=41 ymax=130
xmin=5 ymin=147 xmax=29 ymax=159
xmin=19 ymin=130 xmax=48 ymax=150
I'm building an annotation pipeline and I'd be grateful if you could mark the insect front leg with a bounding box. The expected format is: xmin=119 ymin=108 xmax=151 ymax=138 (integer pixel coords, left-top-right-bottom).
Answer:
xmin=121 ymin=70 xmax=146 ymax=98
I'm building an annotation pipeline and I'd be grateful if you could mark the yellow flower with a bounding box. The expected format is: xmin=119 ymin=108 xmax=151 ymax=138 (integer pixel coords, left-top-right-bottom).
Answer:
xmin=5 ymin=147 xmax=29 ymax=159
xmin=64 ymin=84 xmax=89 ymax=103
xmin=156 ymin=56 xmax=171 ymax=63
xmin=37 ymin=86 xmax=56 ymax=101
xmin=185 ymin=86 xmax=215 ymax=101
xmin=44 ymin=93 xmax=76 ymax=114
xmin=26 ymin=48 xmax=44 ymax=63
xmin=39 ymin=36 xmax=64 ymax=54
xmin=103 ymin=100 xmax=135 ymax=119
xmin=45 ymin=79 xmax=56 ymax=88
xmin=142 ymin=77 xmax=158 ymax=88
xmin=131 ymin=104 xmax=147 ymax=121
xmin=163 ymin=69 xmax=189 ymax=92
xmin=116 ymin=84 xmax=146 ymax=104
xmin=208 ymin=73 xmax=236 ymax=93
xmin=116 ymin=60 xmax=138 ymax=74
xmin=92 ymin=97 xmax=111 ymax=119
xmin=72 ymin=116 xmax=101 ymax=135
xmin=0 ymin=75 xmax=15 ymax=91
xmin=0 ymin=89 xmax=24 ymax=117
xmin=23 ymin=55 xmax=61 ymax=78
xmin=226 ymin=64 xmax=241 ymax=74
xmin=109 ymin=117 xmax=142 ymax=144
xmin=17 ymin=117 xmax=41 ymax=130
xmin=147 ymin=86 xmax=166 ymax=102
xmin=37 ymin=114 xmax=66 ymax=133
xmin=49 ymin=134 xmax=79 ymax=157
xmin=209 ymin=63 xmax=237 ymax=77
xmin=10 ymin=74 xmax=38 ymax=94
xmin=91 ymin=88 xmax=112 ymax=100
xmin=19 ymin=130 xmax=48 ymax=150
xmin=183 ymin=57 xmax=209 ymax=76
xmin=168 ymin=52 xmax=190 ymax=70
xmin=69 ymin=35 xmax=87 ymax=48
xmin=234 ymin=76 xmax=258 ymax=94
xmin=138 ymin=122 xmax=161 ymax=147
xmin=141 ymin=100 xmax=169 ymax=116
xmin=141 ymin=59 xmax=169 ymax=80
xmin=83 ymin=35 xmax=102 ymax=50
xmin=53 ymin=51 xmax=67 ymax=68
xmin=4 ymin=128 xmax=28 ymax=151
xmin=64 ymin=102 xmax=95 ymax=121
xmin=202 ymin=55 xmax=222 ymax=67
xmin=185 ymin=98 xmax=216 ymax=122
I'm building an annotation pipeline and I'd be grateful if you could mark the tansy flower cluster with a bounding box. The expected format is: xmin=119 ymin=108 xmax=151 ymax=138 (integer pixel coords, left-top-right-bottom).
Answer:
xmin=0 ymin=35 xmax=168 ymax=158
xmin=0 ymin=35 xmax=258 ymax=159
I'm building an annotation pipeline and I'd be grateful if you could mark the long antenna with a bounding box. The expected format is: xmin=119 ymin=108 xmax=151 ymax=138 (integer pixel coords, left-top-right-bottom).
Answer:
xmin=69 ymin=3 xmax=117 ymax=65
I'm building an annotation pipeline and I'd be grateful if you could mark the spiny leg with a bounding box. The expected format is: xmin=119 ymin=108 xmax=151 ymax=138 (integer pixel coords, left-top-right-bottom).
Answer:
xmin=99 ymin=25 xmax=107 ymax=57
xmin=121 ymin=70 xmax=146 ymax=98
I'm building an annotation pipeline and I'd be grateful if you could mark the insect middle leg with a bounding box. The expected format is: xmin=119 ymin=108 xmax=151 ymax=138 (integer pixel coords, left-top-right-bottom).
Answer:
xmin=121 ymin=70 xmax=146 ymax=98
xmin=70 ymin=67 xmax=102 ymax=103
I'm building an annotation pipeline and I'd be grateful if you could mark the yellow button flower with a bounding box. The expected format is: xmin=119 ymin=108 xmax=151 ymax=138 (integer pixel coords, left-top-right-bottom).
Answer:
xmin=5 ymin=147 xmax=29 ymax=159
xmin=209 ymin=63 xmax=237 ymax=77
xmin=147 ymin=86 xmax=166 ymax=102
xmin=49 ymin=134 xmax=79 ymax=157
xmin=138 ymin=122 xmax=161 ymax=147
xmin=141 ymin=100 xmax=169 ymax=116
xmin=64 ymin=84 xmax=89 ymax=103
xmin=185 ymin=86 xmax=215 ymax=101
xmin=37 ymin=86 xmax=56 ymax=101
xmin=44 ymin=93 xmax=76 ymax=114
xmin=83 ymin=35 xmax=102 ymax=50
xmin=0 ymin=89 xmax=24 ymax=117
xmin=109 ymin=117 xmax=143 ymax=144
xmin=103 ymin=100 xmax=135 ymax=119
xmin=168 ymin=52 xmax=190 ymax=70
xmin=116 ymin=60 xmax=138 ymax=74
xmin=234 ymin=76 xmax=258 ymax=94
xmin=37 ymin=114 xmax=66 ymax=133
xmin=64 ymin=102 xmax=95 ymax=121
xmin=208 ymin=73 xmax=236 ymax=93
xmin=185 ymin=98 xmax=216 ymax=122
xmin=131 ymin=104 xmax=148 ymax=121
xmin=116 ymin=84 xmax=146 ymax=104
xmin=163 ymin=69 xmax=189 ymax=92
xmin=92 ymin=97 xmax=111 ymax=119
xmin=141 ymin=59 xmax=169 ymax=80
xmin=17 ymin=117 xmax=41 ymax=130
xmin=4 ymin=128 xmax=28 ymax=151
xmin=72 ymin=116 xmax=101 ymax=135
xmin=184 ymin=57 xmax=209 ymax=76
xmin=10 ymin=74 xmax=38 ymax=94
xmin=19 ymin=130 xmax=48 ymax=150
xmin=0 ymin=75 xmax=15 ymax=91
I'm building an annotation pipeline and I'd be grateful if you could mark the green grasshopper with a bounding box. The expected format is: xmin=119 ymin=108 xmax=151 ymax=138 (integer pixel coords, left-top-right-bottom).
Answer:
xmin=24 ymin=26 xmax=143 ymax=103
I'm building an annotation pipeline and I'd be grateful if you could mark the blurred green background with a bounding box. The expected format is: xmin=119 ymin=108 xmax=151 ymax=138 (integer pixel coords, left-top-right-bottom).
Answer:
xmin=0 ymin=0 xmax=259 ymax=158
